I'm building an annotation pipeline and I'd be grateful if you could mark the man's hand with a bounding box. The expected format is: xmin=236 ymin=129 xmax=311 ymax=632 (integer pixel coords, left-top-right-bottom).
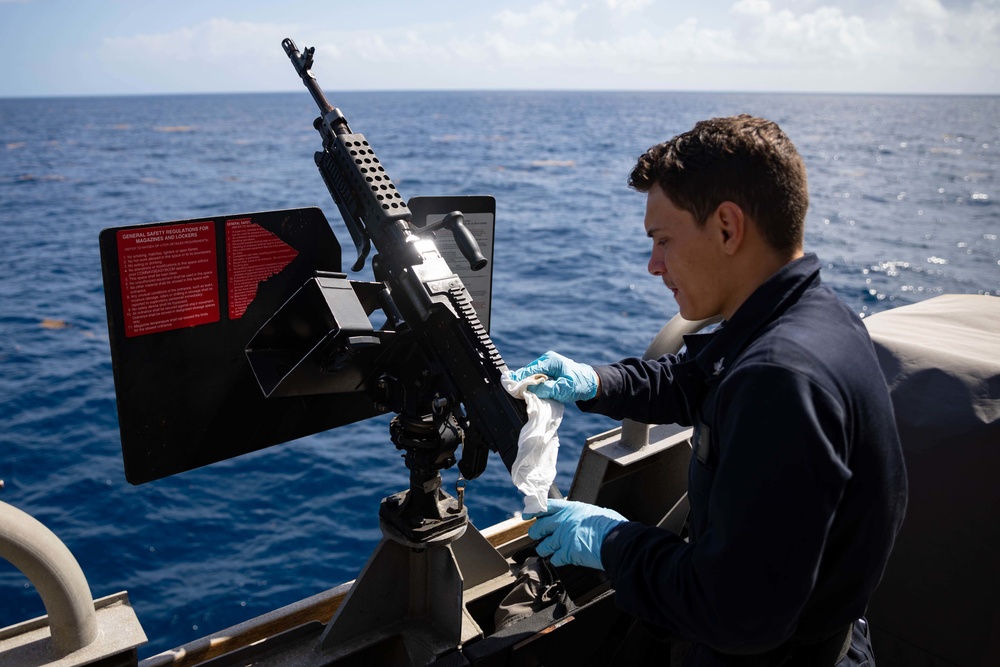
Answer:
xmin=526 ymin=498 xmax=627 ymax=570
xmin=508 ymin=351 xmax=599 ymax=403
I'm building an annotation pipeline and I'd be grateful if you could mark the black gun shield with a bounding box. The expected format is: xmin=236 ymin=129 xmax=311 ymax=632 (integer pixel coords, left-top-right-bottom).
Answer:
xmin=100 ymin=207 xmax=383 ymax=484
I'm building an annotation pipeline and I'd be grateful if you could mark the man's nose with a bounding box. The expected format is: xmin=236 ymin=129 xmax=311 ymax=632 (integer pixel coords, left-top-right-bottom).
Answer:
xmin=648 ymin=252 xmax=664 ymax=276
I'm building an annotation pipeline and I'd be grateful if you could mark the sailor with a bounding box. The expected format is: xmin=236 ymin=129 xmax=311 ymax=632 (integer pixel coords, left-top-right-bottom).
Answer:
xmin=510 ymin=115 xmax=908 ymax=666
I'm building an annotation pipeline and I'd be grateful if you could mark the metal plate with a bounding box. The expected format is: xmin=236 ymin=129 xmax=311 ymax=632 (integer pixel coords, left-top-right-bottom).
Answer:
xmin=100 ymin=207 xmax=382 ymax=484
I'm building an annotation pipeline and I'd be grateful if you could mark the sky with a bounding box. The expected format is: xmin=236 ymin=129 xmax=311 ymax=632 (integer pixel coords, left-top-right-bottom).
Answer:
xmin=1 ymin=0 xmax=998 ymax=97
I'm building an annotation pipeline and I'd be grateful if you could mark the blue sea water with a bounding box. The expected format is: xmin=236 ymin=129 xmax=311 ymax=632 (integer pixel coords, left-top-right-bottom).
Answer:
xmin=1 ymin=90 xmax=997 ymax=658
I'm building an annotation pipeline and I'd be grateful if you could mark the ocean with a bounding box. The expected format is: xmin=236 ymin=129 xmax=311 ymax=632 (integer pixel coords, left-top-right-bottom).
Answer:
xmin=1 ymin=90 xmax=997 ymax=658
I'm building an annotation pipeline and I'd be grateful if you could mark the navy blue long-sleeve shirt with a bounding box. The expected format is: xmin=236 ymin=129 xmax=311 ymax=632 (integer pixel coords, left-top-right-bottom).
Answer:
xmin=581 ymin=254 xmax=907 ymax=656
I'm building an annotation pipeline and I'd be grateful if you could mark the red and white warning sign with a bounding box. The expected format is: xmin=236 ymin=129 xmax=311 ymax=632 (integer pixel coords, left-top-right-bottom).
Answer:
xmin=117 ymin=222 xmax=220 ymax=338
xmin=225 ymin=218 xmax=299 ymax=319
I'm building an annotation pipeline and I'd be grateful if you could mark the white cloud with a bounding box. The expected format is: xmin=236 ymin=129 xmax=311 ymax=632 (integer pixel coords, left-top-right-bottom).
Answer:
xmin=732 ymin=0 xmax=773 ymax=17
xmin=605 ymin=0 xmax=654 ymax=15
xmin=732 ymin=4 xmax=879 ymax=63
xmin=97 ymin=18 xmax=300 ymax=92
xmin=897 ymin=0 xmax=949 ymax=22
xmin=493 ymin=2 xmax=579 ymax=35
xmin=479 ymin=0 xmax=1000 ymax=90
xmin=103 ymin=18 xmax=293 ymax=61
xmin=88 ymin=1 xmax=1000 ymax=94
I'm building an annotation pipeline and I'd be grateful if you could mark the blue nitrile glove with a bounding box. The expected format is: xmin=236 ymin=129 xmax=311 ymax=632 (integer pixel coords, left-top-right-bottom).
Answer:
xmin=526 ymin=498 xmax=627 ymax=570
xmin=508 ymin=351 xmax=599 ymax=404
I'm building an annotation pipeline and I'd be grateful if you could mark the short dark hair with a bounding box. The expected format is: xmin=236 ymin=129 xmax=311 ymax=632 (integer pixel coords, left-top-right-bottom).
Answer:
xmin=629 ymin=114 xmax=808 ymax=255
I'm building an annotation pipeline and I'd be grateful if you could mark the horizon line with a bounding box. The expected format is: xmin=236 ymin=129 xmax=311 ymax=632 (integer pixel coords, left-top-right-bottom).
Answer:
xmin=3 ymin=88 xmax=1000 ymax=102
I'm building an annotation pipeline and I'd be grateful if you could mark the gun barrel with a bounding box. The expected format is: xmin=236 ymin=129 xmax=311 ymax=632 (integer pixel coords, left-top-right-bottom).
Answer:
xmin=282 ymin=38 xmax=336 ymax=117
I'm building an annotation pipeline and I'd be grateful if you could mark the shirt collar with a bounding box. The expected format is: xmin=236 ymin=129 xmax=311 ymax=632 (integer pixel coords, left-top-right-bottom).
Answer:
xmin=682 ymin=253 xmax=822 ymax=380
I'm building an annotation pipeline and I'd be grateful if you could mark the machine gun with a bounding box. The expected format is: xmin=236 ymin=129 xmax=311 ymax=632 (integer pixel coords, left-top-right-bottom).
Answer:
xmin=98 ymin=38 xmax=537 ymax=664
xmin=255 ymin=39 xmax=537 ymax=661
xmin=255 ymin=38 xmax=527 ymax=548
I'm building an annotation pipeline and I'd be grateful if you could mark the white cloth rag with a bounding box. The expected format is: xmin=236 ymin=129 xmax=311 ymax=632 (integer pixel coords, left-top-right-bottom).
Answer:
xmin=501 ymin=373 xmax=563 ymax=515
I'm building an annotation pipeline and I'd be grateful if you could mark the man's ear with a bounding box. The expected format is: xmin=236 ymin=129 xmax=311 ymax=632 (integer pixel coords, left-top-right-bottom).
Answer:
xmin=714 ymin=201 xmax=745 ymax=255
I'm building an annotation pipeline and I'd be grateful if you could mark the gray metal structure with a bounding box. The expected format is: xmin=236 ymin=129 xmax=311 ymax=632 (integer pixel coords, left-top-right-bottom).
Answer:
xmin=0 ymin=501 xmax=146 ymax=667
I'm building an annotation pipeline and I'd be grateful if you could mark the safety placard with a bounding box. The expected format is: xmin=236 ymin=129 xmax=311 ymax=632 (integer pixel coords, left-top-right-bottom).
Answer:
xmin=116 ymin=222 xmax=220 ymax=337
xmin=225 ymin=217 xmax=299 ymax=319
